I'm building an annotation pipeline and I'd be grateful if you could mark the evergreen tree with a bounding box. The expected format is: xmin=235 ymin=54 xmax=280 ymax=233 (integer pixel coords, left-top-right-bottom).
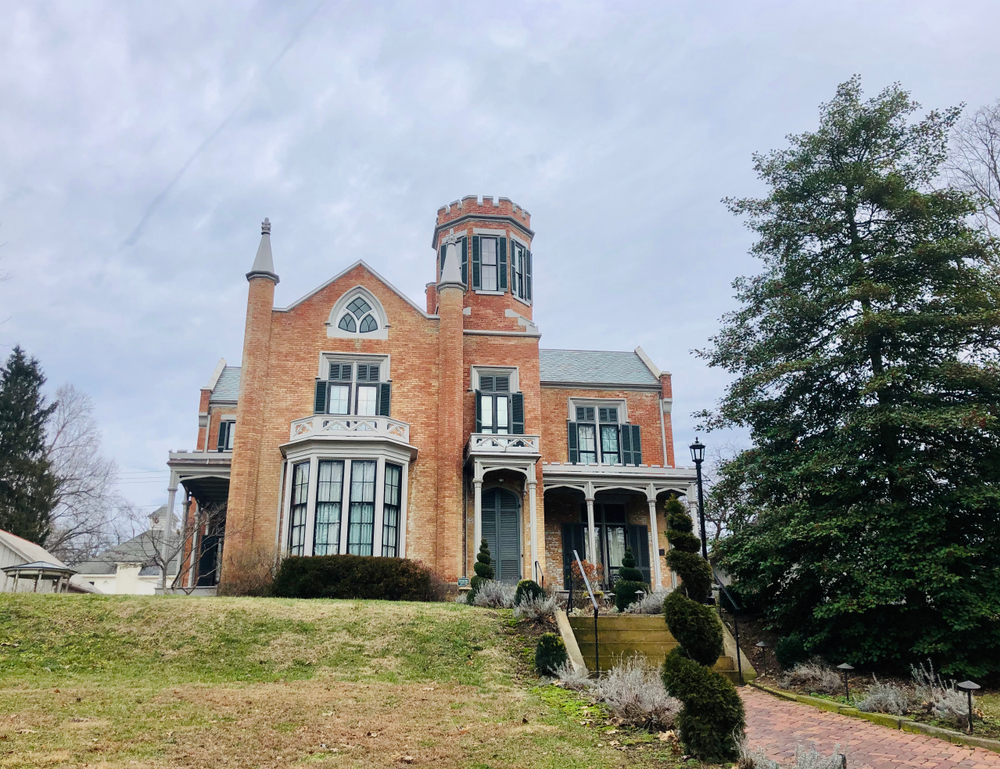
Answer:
xmin=0 ymin=347 xmax=58 ymax=544
xmin=701 ymin=77 xmax=1000 ymax=675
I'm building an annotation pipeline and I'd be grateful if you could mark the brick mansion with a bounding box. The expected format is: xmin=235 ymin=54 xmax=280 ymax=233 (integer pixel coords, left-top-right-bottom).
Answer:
xmin=165 ymin=197 xmax=698 ymax=592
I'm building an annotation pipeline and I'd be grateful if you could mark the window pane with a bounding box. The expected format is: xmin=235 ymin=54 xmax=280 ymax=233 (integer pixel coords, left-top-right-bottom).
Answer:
xmin=359 ymin=315 xmax=377 ymax=333
xmin=356 ymin=385 xmax=378 ymax=416
xmin=578 ymin=425 xmax=597 ymax=464
xmin=348 ymin=461 xmax=376 ymax=556
xmin=338 ymin=315 xmax=356 ymax=332
xmin=289 ymin=462 xmax=310 ymax=556
xmin=601 ymin=425 xmax=620 ymax=465
xmin=480 ymin=395 xmax=493 ymax=428
xmin=606 ymin=526 xmax=627 ymax=582
xmin=382 ymin=464 xmax=402 ymax=557
xmin=314 ymin=460 xmax=344 ymax=555
xmin=496 ymin=395 xmax=509 ymax=434
xmin=348 ymin=297 xmax=372 ymax=316
xmin=328 ymin=384 xmax=350 ymax=414
xmin=481 ymin=238 xmax=497 ymax=290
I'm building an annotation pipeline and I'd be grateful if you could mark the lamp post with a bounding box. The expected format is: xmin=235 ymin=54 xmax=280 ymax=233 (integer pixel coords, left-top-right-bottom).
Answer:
xmin=836 ymin=663 xmax=854 ymax=702
xmin=756 ymin=641 xmax=769 ymax=677
xmin=957 ymin=681 xmax=980 ymax=734
xmin=690 ymin=437 xmax=708 ymax=561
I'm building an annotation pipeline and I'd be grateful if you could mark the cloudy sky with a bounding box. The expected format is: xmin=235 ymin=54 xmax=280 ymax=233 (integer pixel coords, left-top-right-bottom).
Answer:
xmin=2 ymin=0 xmax=999 ymax=511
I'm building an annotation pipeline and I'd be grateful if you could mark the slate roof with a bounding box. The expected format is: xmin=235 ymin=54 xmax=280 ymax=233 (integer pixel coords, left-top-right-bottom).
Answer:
xmin=74 ymin=510 xmax=180 ymax=576
xmin=209 ymin=366 xmax=241 ymax=403
xmin=539 ymin=349 xmax=659 ymax=387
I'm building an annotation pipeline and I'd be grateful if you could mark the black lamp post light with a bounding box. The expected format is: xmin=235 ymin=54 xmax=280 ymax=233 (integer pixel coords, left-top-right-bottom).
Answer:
xmin=689 ymin=437 xmax=708 ymax=561
xmin=836 ymin=663 xmax=854 ymax=702
xmin=957 ymin=680 xmax=981 ymax=735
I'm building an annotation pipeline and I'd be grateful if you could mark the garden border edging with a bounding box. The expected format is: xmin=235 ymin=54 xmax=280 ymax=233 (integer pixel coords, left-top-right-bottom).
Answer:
xmin=751 ymin=682 xmax=1000 ymax=754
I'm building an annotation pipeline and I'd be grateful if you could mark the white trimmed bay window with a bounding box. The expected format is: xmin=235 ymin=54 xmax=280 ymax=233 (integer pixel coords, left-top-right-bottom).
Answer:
xmin=282 ymin=452 xmax=409 ymax=559
xmin=567 ymin=403 xmax=643 ymax=466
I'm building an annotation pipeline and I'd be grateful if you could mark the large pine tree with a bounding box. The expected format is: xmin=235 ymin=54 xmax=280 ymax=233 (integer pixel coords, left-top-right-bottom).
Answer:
xmin=0 ymin=346 xmax=58 ymax=545
xmin=702 ymin=78 xmax=1000 ymax=675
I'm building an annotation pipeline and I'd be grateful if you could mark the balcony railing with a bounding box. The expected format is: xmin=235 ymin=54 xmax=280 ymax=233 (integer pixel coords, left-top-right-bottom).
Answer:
xmin=466 ymin=433 xmax=540 ymax=456
xmin=289 ymin=415 xmax=410 ymax=444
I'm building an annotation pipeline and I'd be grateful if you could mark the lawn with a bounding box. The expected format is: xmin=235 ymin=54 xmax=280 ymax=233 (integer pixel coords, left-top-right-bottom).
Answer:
xmin=0 ymin=595 xmax=683 ymax=768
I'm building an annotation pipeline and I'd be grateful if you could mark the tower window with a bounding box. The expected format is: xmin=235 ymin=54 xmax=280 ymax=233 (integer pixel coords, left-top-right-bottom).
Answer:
xmin=511 ymin=241 xmax=532 ymax=302
xmin=481 ymin=237 xmax=498 ymax=291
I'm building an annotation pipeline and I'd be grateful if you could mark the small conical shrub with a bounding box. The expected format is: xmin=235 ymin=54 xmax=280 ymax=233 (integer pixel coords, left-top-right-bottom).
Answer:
xmin=618 ymin=548 xmax=644 ymax=582
xmin=468 ymin=539 xmax=495 ymax=604
xmin=661 ymin=495 xmax=744 ymax=761
xmin=515 ymin=579 xmax=544 ymax=605
xmin=535 ymin=632 xmax=568 ymax=675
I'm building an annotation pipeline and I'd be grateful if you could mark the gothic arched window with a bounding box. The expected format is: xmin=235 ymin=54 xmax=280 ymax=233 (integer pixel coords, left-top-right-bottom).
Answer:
xmin=328 ymin=288 xmax=389 ymax=340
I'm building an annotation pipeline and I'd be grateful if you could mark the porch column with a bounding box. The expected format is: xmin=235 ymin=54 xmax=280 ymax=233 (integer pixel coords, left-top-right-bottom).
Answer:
xmin=527 ymin=463 xmax=538 ymax=582
xmin=473 ymin=461 xmax=484 ymax=561
xmin=646 ymin=484 xmax=663 ymax=589
xmin=160 ymin=470 xmax=179 ymax=591
xmin=584 ymin=481 xmax=597 ymax=567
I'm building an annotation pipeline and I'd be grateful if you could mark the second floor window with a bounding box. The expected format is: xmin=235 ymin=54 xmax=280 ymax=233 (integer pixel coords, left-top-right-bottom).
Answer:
xmin=216 ymin=420 xmax=235 ymax=452
xmin=475 ymin=374 xmax=525 ymax=435
xmin=314 ymin=361 xmax=391 ymax=418
xmin=568 ymin=405 xmax=643 ymax=465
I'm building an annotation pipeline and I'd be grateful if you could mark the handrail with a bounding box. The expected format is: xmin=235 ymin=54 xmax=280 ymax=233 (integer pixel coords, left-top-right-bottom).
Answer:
xmin=712 ymin=569 xmax=744 ymax=685
xmin=573 ymin=550 xmax=601 ymax=675
xmin=534 ymin=560 xmax=544 ymax=587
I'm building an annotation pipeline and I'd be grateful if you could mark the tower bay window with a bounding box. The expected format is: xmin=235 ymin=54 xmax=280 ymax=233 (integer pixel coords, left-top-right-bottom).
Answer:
xmin=382 ymin=463 xmax=402 ymax=557
xmin=289 ymin=461 xmax=310 ymax=556
xmin=313 ymin=460 xmax=344 ymax=555
xmin=567 ymin=405 xmax=642 ymax=465
xmin=347 ymin=460 xmax=377 ymax=556
xmin=471 ymin=235 xmax=508 ymax=292
xmin=511 ymin=240 xmax=532 ymax=302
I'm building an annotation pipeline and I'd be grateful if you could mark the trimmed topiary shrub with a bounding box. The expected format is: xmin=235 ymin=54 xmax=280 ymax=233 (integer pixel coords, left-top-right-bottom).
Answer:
xmin=271 ymin=555 xmax=435 ymax=600
xmin=663 ymin=649 xmax=746 ymax=763
xmin=468 ymin=539 xmax=495 ymax=604
xmin=614 ymin=548 xmax=648 ymax=612
xmin=660 ymin=495 xmax=745 ymax=762
xmin=515 ymin=579 xmax=544 ymax=605
xmin=614 ymin=581 xmax=647 ymax=612
xmin=662 ymin=591 xmax=724 ymax=667
xmin=535 ymin=632 xmax=568 ymax=675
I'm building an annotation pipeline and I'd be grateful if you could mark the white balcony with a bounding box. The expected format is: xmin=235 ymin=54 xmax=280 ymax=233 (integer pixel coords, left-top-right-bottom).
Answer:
xmin=466 ymin=433 xmax=541 ymax=458
xmin=289 ymin=415 xmax=410 ymax=444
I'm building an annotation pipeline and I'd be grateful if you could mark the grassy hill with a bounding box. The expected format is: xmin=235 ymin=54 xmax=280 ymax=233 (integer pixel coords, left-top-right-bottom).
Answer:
xmin=0 ymin=595 xmax=677 ymax=768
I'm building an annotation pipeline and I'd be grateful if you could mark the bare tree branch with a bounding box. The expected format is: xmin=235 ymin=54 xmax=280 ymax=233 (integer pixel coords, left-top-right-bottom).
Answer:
xmin=947 ymin=99 xmax=1000 ymax=239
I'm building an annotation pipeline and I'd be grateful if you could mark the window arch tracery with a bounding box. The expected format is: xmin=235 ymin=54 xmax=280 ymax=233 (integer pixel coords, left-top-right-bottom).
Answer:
xmin=328 ymin=287 xmax=389 ymax=339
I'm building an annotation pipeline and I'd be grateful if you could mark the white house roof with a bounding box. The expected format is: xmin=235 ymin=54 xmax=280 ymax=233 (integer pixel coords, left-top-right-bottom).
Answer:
xmin=0 ymin=529 xmax=68 ymax=568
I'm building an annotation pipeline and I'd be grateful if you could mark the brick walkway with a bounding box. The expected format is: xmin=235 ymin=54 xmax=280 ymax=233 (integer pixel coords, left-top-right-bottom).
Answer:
xmin=743 ymin=687 xmax=1000 ymax=769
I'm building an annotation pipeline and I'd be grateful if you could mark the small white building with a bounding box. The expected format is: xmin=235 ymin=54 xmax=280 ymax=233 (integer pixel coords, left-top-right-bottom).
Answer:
xmin=0 ymin=529 xmax=97 ymax=593
xmin=73 ymin=508 xmax=180 ymax=595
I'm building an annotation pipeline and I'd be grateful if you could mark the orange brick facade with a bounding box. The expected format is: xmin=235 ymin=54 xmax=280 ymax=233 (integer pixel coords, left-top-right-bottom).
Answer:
xmin=170 ymin=197 xmax=696 ymax=592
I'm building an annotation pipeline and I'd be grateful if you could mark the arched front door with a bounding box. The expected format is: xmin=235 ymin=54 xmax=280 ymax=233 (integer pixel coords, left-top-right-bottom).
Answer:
xmin=482 ymin=488 xmax=521 ymax=583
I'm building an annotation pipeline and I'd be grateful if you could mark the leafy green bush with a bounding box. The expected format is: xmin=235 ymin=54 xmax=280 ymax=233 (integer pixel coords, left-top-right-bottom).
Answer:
xmin=515 ymin=579 xmax=544 ymax=605
xmin=535 ymin=632 xmax=568 ymax=675
xmin=662 ymin=649 xmax=744 ymax=763
xmin=614 ymin=581 xmax=647 ymax=612
xmin=467 ymin=539 xmax=495 ymax=604
xmin=618 ymin=548 xmax=645 ymax=583
xmin=661 ymin=495 xmax=744 ymax=761
xmin=775 ymin=634 xmax=808 ymax=669
xmin=271 ymin=555 xmax=435 ymax=601
xmin=663 ymin=591 xmax=724 ymax=666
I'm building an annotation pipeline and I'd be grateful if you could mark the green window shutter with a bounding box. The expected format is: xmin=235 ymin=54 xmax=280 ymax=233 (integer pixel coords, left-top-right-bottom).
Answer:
xmin=471 ymin=236 xmax=481 ymax=289
xmin=438 ymin=244 xmax=446 ymax=280
xmin=314 ymin=380 xmax=327 ymax=414
xmin=621 ymin=423 xmax=633 ymax=465
xmin=511 ymin=392 xmax=524 ymax=434
xmin=216 ymin=422 xmax=226 ymax=452
xmin=631 ymin=424 xmax=642 ymax=465
xmin=525 ymin=250 xmax=532 ymax=301
xmin=567 ymin=422 xmax=579 ymax=464
xmin=378 ymin=383 xmax=391 ymax=417
xmin=498 ymin=238 xmax=508 ymax=291
xmin=475 ymin=390 xmax=483 ymax=432
xmin=461 ymin=237 xmax=468 ymax=285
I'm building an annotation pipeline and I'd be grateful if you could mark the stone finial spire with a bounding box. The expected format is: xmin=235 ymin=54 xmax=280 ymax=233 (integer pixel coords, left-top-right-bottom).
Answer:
xmin=246 ymin=217 xmax=279 ymax=284
xmin=438 ymin=241 xmax=465 ymax=289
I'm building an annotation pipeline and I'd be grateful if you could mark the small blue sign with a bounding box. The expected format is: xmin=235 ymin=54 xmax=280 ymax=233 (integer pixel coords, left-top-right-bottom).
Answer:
xmin=457 ymin=577 xmax=470 ymax=587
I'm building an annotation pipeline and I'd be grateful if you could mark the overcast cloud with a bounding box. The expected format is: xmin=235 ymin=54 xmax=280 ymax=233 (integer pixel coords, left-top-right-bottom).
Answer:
xmin=2 ymin=0 xmax=998 ymax=511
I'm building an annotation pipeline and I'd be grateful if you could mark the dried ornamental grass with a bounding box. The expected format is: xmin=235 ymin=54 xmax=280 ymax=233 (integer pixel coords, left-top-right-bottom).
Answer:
xmin=593 ymin=655 xmax=679 ymax=731
xmin=855 ymin=678 xmax=909 ymax=716
xmin=911 ymin=660 xmax=969 ymax=729
xmin=513 ymin=594 xmax=558 ymax=621
xmin=471 ymin=581 xmax=516 ymax=608
xmin=623 ymin=589 xmax=672 ymax=614
xmin=554 ymin=660 xmax=591 ymax=691
xmin=779 ymin=659 xmax=842 ymax=695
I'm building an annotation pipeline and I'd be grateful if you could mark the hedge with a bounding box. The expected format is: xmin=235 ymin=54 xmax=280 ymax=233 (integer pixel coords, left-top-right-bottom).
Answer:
xmin=271 ymin=554 xmax=435 ymax=601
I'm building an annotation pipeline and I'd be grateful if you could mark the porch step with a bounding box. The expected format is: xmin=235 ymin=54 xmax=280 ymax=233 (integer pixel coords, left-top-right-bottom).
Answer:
xmin=568 ymin=614 xmax=744 ymax=683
